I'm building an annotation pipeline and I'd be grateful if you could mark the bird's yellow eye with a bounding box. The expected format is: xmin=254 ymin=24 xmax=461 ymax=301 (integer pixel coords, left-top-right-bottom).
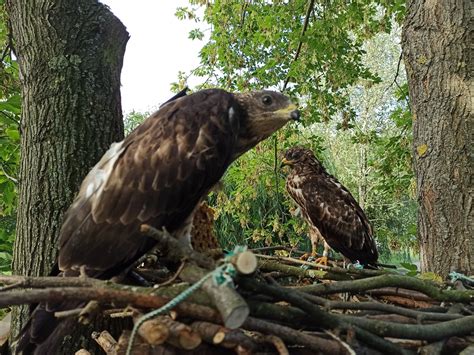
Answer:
xmin=262 ymin=95 xmax=273 ymax=105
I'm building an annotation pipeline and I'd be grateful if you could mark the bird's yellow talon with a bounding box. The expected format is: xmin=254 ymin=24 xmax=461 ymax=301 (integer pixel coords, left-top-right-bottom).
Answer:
xmin=315 ymin=256 xmax=328 ymax=266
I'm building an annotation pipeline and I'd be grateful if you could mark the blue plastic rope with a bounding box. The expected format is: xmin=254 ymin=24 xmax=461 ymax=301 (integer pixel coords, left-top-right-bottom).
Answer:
xmin=449 ymin=271 xmax=474 ymax=284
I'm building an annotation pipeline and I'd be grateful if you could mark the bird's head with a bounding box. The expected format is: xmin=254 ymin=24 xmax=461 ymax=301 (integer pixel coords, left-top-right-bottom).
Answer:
xmin=232 ymin=90 xmax=300 ymax=157
xmin=281 ymin=146 xmax=318 ymax=169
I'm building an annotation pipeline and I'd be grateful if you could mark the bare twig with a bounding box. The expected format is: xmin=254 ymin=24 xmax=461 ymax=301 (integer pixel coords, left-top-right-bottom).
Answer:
xmin=156 ymin=260 xmax=186 ymax=288
xmin=282 ymin=0 xmax=316 ymax=91
xmin=243 ymin=316 xmax=347 ymax=354
xmin=296 ymin=274 xmax=474 ymax=303
xmin=301 ymin=293 xmax=462 ymax=321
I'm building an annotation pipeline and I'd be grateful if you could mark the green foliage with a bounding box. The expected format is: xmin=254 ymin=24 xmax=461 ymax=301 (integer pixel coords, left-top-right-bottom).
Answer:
xmin=177 ymin=2 xmax=416 ymax=264
xmin=0 ymin=3 xmax=20 ymax=273
xmin=124 ymin=110 xmax=149 ymax=135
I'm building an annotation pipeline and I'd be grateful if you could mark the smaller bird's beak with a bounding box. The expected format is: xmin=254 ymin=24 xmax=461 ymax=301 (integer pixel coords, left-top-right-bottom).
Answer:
xmin=280 ymin=157 xmax=292 ymax=168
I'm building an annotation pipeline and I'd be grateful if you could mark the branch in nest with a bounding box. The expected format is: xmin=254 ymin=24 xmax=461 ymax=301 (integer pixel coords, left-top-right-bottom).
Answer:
xmin=296 ymin=274 xmax=474 ymax=303
xmin=245 ymin=284 xmax=474 ymax=343
xmin=0 ymin=286 xmax=221 ymax=324
xmin=140 ymin=224 xmax=215 ymax=269
xmin=300 ymin=293 xmax=463 ymax=322
xmin=179 ymin=263 xmax=249 ymax=329
xmin=149 ymin=316 xmax=202 ymax=350
xmin=92 ymin=330 xmax=118 ymax=355
xmin=239 ymin=277 xmax=405 ymax=355
xmin=190 ymin=321 xmax=258 ymax=353
xmin=256 ymin=255 xmax=386 ymax=279
xmin=242 ymin=316 xmax=348 ymax=355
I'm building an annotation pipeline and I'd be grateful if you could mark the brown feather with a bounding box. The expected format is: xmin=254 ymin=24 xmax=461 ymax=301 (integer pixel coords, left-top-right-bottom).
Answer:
xmin=285 ymin=147 xmax=378 ymax=265
xmin=58 ymin=89 xmax=240 ymax=274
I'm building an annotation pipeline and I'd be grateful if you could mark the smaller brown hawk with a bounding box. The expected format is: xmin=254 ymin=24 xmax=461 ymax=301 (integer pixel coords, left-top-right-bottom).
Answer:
xmin=282 ymin=147 xmax=378 ymax=267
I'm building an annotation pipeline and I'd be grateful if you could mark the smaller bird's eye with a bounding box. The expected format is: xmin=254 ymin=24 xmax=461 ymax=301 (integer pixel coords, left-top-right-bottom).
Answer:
xmin=262 ymin=95 xmax=273 ymax=105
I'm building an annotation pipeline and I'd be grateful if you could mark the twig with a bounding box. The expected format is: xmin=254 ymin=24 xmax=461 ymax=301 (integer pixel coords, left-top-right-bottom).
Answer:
xmin=0 ymin=164 xmax=18 ymax=184
xmin=140 ymin=224 xmax=215 ymax=269
xmin=266 ymin=334 xmax=289 ymax=355
xmin=257 ymin=254 xmax=386 ymax=277
xmin=301 ymin=293 xmax=462 ymax=321
xmin=324 ymin=330 xmax=356 ymax=355
xmin=0 ymin=44 xmax=11 ymax=63
xmin=0 ymin=281 xmax=22 ymax=292
xmin=242 ymin=317 xmax=348 ymax=354
xmin=282 ymin=0 xmax=316 ymax=91
xmin=0 ymin=110 xmax=20 ymax=126
xmin=248 ymin=294 xmax=474 ymax=342
xmin=0 ymin=287 xmax=222 ymax=323
xmin=91 ymin=330 xmax=118 ymax=355
xmin=157 ymin=260 xmax=186 ymax=288
xmin=54 ymin=308 xmax=83 ymax=319
xmin=0 ymin=275 xmax=102 ymax=289
xmin=239 ymin=277 xmax=406 ymax=354
xmin=296 ymin=274 xmax=474 ymax=303
xmin=384 ymin=51 xmax=403 ymax=94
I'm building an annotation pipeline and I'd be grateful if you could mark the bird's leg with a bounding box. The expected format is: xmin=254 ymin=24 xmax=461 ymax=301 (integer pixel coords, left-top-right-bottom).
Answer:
xmin=315 ymin=241 xmax=330 ymax=266
xmin=79 ymin=265 xmax=89 ymax=278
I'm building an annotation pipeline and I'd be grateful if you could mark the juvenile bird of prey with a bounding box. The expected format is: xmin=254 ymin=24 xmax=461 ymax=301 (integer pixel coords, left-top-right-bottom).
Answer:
xmin=18 ymin=88 xmax=300 ymax=354
xmin=282 ymin=147 xmax=378 ymax=267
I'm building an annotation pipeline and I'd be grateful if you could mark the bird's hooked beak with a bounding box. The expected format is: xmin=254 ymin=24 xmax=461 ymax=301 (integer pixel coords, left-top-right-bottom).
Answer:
xmin=274 ymin=103 xmax=301 ymax=122
xmin=280 ymin=157 xmax=294 ymax=169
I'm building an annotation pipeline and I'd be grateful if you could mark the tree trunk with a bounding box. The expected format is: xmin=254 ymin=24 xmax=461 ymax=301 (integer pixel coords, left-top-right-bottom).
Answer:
xmin=402 ymin=0 xmax=472 ymax=276
xmin=7 ymin=0 xmax=128 ymax=350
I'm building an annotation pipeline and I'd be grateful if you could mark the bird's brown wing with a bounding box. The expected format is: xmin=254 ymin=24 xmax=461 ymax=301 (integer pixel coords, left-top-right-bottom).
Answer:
xmin=58 ymin=89 xmax=238 ymax=275
xmin=287 ymin=171 xmax=378 ymax=264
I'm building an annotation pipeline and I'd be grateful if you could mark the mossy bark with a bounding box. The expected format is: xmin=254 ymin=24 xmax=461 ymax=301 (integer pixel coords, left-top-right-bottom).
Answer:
xmin=402 ymin=0 xmax=473 ymax=276
xmin=6 ymin=0 xmax=128 ymax=352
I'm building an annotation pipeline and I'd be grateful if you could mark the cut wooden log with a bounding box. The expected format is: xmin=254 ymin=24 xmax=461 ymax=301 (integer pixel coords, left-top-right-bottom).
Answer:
xmin=190 ymin=321 xmax=258 ymax=352
xmin=228 ymin=250 xmax=258 ymax=275
xmin=153 ymin=316 xmax=202 ymax=350
xmin=133 ymin=315 xmax=170 ymax=345
xmin=179 ymin=263 xmax=249 ymax=329
xmin=92 ymin=330 xmax=118 ymax=355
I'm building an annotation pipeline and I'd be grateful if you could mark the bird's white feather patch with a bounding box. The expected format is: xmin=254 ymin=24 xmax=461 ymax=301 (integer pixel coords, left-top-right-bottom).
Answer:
xmin=80 ymin=141 xmax=126 ymax=201
xmin=228 ymin=106 xmax=235 ymax=118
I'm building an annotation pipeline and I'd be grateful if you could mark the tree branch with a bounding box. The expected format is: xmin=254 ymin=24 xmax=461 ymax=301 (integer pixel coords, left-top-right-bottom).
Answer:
xmin=282 ymin=0 xmax=316 ymax=91
xmin=296 ymin=274 xmax=474 ymax=303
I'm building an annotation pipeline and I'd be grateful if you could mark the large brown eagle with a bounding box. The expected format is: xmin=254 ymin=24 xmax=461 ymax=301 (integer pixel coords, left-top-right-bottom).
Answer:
xmin=18 ymin=88 xmax=300 ymax=354
xmin=282 ymin=147 xmax=378 ymax=267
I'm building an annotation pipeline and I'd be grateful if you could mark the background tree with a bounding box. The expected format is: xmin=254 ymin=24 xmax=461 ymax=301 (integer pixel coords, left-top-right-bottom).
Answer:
xmin=402 ymin=0 xmax=472 ymax=276
xmin=6 ymin=0 xmax=128 ymax=349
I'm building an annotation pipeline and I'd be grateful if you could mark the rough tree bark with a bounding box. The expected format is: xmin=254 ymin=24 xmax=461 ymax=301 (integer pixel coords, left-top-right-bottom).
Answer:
xmin=7 ymin=0 xmax=128 ymax=351
xmin=402 ymin=0 xmax=473 ymax=276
